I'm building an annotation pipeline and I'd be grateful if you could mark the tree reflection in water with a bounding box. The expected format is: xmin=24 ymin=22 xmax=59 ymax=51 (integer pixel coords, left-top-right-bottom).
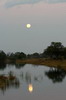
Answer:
xmin=1 ymin=63 xmax=66 ymax=94
xmin=0 ymin=63 xmax=6 ymax=70
xmin=20 ymin=71 xmax=43 ymax=83
xmin=0 ymin=63 xmax=25 ymax=71
xmin=15 ymin=64 xmax=25 ymax=69
xmin=45 ymin=68 xmax=66 ymax=83
xmin=0 ymin=71 xmax=20 ymax=94
xmin=21 ymin=71 xmax=34 ymax=93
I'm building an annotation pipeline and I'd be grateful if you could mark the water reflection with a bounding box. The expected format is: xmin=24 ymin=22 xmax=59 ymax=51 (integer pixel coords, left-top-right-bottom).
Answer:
xmin=0 ymin=63 xmax=25 ymax=70
xmin=28 ymin=84 xmax=33 ymax=93
xmin=0 ymin=63 xmax=6 ymax=70
xmin=21 ymin=71 xmax=43 ymax=83
xmin=34 ymin=75 xmax=43 ymax=82
xmin=45 ymin=68 xmax=66 ymax=83
xmin=0 ymin=64 xmax=66 ymax=95
xmin=21 ymin=72 xmax=34 ymax=93
xmin=0 ymin=71 xmax=20 ymax=94
xmin=15 ymin=64 xmax=25 ymax=69
xmin=1 ymin=0 xmax=65 ymax=8
xmin=25 ymin=72 xmax=31 ymax=83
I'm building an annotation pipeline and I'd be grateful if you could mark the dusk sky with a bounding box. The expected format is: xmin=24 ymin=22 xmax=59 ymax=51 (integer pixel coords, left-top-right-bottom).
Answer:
xmin=0 ymin=0 xmax=66 ymax=54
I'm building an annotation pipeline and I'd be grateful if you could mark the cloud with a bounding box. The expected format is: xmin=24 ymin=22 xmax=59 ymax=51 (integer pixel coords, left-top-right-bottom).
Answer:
xmin=4 ymin=0 xmax=66 ymax=8
xmin=48 ymin=0 xmax=66 ymax=3
xmin=5 ymin=0 xmax=43 ymax=8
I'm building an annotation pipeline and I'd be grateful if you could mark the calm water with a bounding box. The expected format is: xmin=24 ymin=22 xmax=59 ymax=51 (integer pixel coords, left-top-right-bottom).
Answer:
xmin=0 ymin=64 xmax=66 ymax=100
xmin=0 ymin=0 xmax=66 ymax=99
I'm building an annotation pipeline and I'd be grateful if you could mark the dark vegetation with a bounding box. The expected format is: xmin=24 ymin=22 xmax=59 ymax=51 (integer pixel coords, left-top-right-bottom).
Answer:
xmin=0 ymin=42 xmax=66 ymax=93
xmin=42 ymin=42 xmax=66 ymax=59
xmin=0 ymin=50 xmax=6 ymax=62
xmin=0 ymin=42 xmax=66 ymax=63
xmin=0 ymin=71 xmax=20 ymax=93
xmin=45 ymin=68 xmax=66 ymax=83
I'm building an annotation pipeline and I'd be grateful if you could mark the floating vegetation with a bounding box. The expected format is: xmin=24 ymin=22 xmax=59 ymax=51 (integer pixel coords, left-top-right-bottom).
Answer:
xmin=0 ymin=72 xmax=20 ymax=92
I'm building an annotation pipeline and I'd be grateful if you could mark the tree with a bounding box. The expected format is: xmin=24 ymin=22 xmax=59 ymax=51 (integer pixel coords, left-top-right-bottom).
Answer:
xmin=20 ymin=52 xmax=26 ymax=59
xmin=15 ymin=52 xmax=26 ymax=59
xmin=32 ymin=52 xmax=40 ymax=58
xmin=0 ymin=50 xmax=6 ymax=62
xmin=6 ymin=52 xmax=16 ymax=62
xmin=63 ymin=47 xmax=66 ymax=59
xmin=43 ymin=42 xmax=64 ymax=59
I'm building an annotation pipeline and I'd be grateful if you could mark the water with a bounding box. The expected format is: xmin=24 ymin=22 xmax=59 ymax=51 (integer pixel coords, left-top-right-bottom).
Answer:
xmin=0 ymin=64 xmax=66 ymax=100
xmin=0 ymin=0 xmax=66 ymax=99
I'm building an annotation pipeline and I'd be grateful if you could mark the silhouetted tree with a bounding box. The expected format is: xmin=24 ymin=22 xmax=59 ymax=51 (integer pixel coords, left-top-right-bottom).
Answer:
xmin=32 ymin=52 xmax=40 ymax=58
xmin=43 ymin=42 xmax=64 ymax=59
xmin=27 ymin=53 xmax=40 ymax=58
xmin=45 ymin=68 xmax=66 ymax=83
xmin=15 ymin=52 xmax=26 ymax=59
xmin=63 ymin=47 xmax=66 ymax=59
xmin=0 ymin=50 xmax=6 ymax=62
xmin=7 ymin=52 xmax=15 ymax=60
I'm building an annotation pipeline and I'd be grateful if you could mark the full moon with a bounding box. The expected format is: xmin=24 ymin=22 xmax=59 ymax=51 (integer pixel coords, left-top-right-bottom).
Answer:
xmin=26 ymin=24 xmax=31 ymax=28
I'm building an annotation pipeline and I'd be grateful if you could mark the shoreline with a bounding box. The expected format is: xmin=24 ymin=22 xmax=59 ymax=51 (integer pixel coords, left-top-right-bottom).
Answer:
xmin=16 ymin=58 xmax=66 ymax=70
xmin=1 ymin=58 xmax=66 ymax=71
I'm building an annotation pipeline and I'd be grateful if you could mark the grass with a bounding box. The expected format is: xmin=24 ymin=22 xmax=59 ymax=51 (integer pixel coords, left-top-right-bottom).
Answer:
xmin=16 ymin=58 xmax=66 ymax=70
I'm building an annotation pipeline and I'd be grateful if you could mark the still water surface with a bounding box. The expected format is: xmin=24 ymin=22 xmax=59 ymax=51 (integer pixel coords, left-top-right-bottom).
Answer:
xmin=0 ymin=64 xmax=66 ymax=100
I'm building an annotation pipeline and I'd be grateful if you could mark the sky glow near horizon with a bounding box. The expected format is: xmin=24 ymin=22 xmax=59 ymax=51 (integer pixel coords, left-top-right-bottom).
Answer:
xmin=0 ymin=0 xmax=66 ymax=54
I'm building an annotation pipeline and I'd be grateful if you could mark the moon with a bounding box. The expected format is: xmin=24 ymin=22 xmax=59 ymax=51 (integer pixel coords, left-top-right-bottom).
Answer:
xmin=26 ymin=24 xmax=31 ymax=28
xmin=28 ymin=84 xmax=33 ymax=93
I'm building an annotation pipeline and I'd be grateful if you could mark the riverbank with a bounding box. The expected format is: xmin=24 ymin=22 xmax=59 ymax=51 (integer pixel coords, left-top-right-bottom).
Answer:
xmin=16 ymin=58 xmax=66 ymax=70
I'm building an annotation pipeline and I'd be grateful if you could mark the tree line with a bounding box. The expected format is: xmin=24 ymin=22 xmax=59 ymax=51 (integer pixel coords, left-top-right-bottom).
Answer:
xmin=0 ymin=42 xmax=66 ymax=62
xmin=42 ymin=42 xmax=66 ymax=59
